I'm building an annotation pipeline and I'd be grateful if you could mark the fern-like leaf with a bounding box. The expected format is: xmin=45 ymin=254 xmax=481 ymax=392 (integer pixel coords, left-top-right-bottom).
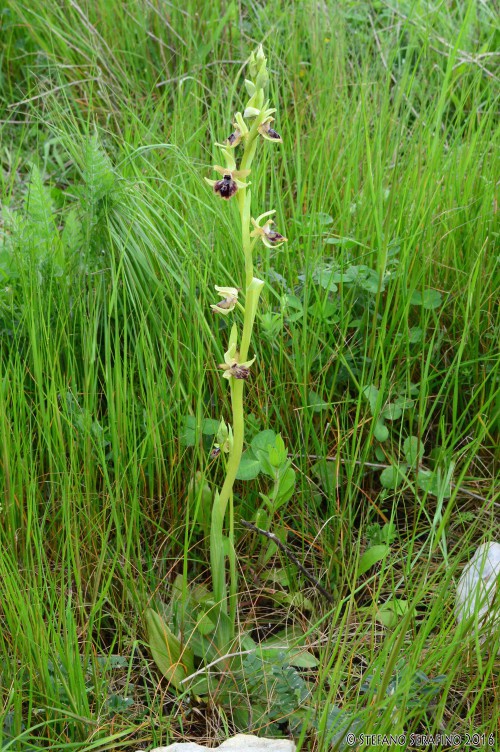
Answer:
xmin=25 ymin=164 xmax=57 ymax=247
xmin=82 ymin=135 xmax=115 ymax=209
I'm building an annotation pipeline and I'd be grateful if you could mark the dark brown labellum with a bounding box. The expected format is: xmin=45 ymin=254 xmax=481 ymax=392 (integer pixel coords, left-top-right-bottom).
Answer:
xmin=267 ymin=128 xmax=281 ymax=140
xmin=266 ymin=230 xmax=285 ymax=243
xmin=214 ymin=175 xmax=238 ymax=199
xmin=210 ymin=446 xmax=221 ymax=459
xmin=231 ymin=365 xmax=250 ymax=380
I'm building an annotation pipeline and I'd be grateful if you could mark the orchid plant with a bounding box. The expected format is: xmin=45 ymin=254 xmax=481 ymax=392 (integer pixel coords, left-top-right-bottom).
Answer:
xmin=206 ymin=45 xmax=287 ymax=647
xmin=146 ymin=46 xmax=288 ymax=685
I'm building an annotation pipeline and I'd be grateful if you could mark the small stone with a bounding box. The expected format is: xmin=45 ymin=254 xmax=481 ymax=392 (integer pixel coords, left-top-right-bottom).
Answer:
xmin=144 ymin=734 xmax=295 ymax=752
xmin=456 ymin=541 xmax=500 ymax=652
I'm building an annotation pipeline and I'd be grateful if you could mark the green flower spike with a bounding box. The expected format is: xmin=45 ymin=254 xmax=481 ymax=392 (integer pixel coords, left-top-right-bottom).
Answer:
xmin=248 ymin=44 xmax=269 ymax=91
xmin=210 ymin=286 xmax=239 ymax=315
xmin=250 ymin=210 xmax=288 ymax=248
xmin=205 ymin=147 xmax=250 ymax=200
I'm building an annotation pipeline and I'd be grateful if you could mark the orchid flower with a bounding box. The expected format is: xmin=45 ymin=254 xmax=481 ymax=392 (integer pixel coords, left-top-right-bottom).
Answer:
xmin=205 ymin=146 xmax=250 ymax=199
xmin=258 ymin=117 xmax=282 ymax=142
xmin=218 ymin=338 xmax=256 ymax=381
xmin=250 ymin=210 xmax=288 ymax=248
xmin=210 ymin=286 xmax=239 ymax=315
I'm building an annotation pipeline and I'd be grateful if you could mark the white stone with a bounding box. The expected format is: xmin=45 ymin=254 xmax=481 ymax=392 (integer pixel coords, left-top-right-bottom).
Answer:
xmin=142 ymin=734 xmax=295 ymax=752
xmin=456 ymin=541 xmax=500 ymax=652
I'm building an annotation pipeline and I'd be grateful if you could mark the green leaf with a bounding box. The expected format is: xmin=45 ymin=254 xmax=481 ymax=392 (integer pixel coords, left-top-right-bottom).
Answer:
xmin=287 ymin=649 xmax=319 ymax=668
xmin=376 ymin=599 xmax=410 ymax=628
xmin=358 ymin=545 xmax=390 ymax=576
xmin=254 ymin=508 xmax=269 ymax=529
xmin=416 ymin=469 xmax=436 ymax=494
xmin=317 ymin=269 xmax=338 ymax=292
xmin=363 ymin=385 xmax=379 ymax=415
xmin=380 ymin=464 xmax=406 ymax=489
xmin=416 ymin=469 xmax=451 ymax=497
xmin=422 ymin=289 xmax=443 ymax=309
xmin=0 ymin=249 xmax=18 ymax=280
xmin=408 ymin=327 xmax=423 ymax=343
xmin=324 ymin=236 xmax=357 ymax=248
xmin=281 ymin=294 xmax=303 ymax=310
xmin=82 ymin=135 xmax=116 ymax=204
xmin=254 ymin=449 xmax=275 ymax=478
xmin=195 ymin=612 xmax=216 ymax=636
xmin=273 ymin=591 xmax=314 ymax=610
xmin=180 ymin=416 xmax=196 ymax=446
xmin=410 ymin=288 xmax=442 ymax=310
xmin=26 ymin=164 xmax=56 ymax=246
xmin=257 ymin=636 xmax=319 ymax=668
xmin=393 ymin=395 xmax=414 ymax=410
xmin=236 ymin=450 xmax=261 ymax=480
xmin=145 ymin=609 xmax=194 ymax=690
xmin=311 ymin=460 xmax=338 ymax=493
xmin=201 ymin=418 xmax=219 ymax=435
xmin=261 ymin=568 xmax=290 ymax=587
xmin=269 ymin=433 xmax=288 ymax=467
xmin=381 ymin=403 xmax=403 ymax=421
xmin=251 ymin=430 xmax=277 ymax=453
xmin=275 ymin=467 xmax=296 ymax=507
xmin=404 ymin=436 xmax=423 ymax=467
xmin=358 ymin=274 xmax=380 ymax=294
xmin=180 ymin=415 xmax=220 ymax=446
xmin=308 ymin=390 xmax=330 ymax=412
xmin=308 ymin=299 xmax=339 ymax=321
xmin=366 ymin=522 xmax=397 ymax=547
xmin=282 ymin=294 xmax=304 ymax=322
xmin=374 ymin=420 xmax=389 ymax=442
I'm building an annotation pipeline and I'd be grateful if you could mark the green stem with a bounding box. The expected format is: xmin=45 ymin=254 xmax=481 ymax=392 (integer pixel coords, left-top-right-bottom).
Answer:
xmin=228 ymin=489 xmax=237 ymax=627
xmin=210 ymin=377 xmax=244 ymax=616
xmin=210 ymin=106 xmax=266 ymax=644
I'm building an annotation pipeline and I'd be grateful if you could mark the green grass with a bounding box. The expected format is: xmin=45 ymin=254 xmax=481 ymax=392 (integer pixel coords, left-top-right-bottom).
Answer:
xmin=0 ymin=0 xmax=499 ymax=749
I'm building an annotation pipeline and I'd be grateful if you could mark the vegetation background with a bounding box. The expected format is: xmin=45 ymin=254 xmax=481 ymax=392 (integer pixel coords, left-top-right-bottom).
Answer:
xmin=0 ymin=0 xmax=498 ymax=749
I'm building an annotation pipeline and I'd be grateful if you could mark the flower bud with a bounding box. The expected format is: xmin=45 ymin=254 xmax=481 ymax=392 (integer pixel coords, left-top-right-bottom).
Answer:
xmin=244 ymin=106 xmax=261 ymax=119
xmin=255 ymin=44 xmax=266 ymax=69
xmin=248 ymin=51 xmax=257 ymax=79
xmin=214 ymin=420 xmax=233 ymax=453
xmin=255 ymin=67 xmax=269 ymax=90
xmin=244 ymin=79 xmax=256 ymax=97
